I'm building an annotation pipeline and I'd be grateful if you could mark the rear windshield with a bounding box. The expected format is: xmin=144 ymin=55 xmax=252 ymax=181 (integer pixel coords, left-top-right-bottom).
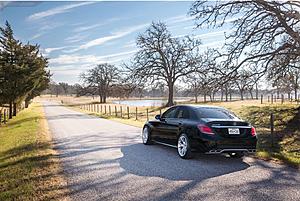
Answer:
xmin=196 ymin=108 xmax=237 ymax=119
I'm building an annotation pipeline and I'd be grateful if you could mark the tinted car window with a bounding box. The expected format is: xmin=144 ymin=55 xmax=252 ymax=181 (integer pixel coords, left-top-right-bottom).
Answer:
xmin=176 ymin=108 xmax=190 ymax=119
xmin=196 ymin=108 xmax=237 ymax=119
xmin=162 ymin=107 xmax=177 ymax=118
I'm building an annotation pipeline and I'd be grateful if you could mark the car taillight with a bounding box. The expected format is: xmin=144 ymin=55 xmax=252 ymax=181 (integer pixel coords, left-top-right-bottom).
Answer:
xmin=198 ymin=124 xmax=214 ymax=135
xmin=251 ymin=126 xmax=256 ymax=136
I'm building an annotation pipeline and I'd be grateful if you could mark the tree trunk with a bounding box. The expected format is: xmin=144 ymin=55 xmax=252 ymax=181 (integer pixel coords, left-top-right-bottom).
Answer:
xmin=166 ymin=82 xmax=174 ymax=107
xmin=255 ymin=83 xmax=259 ymax=100
xmin=249 ymin=90 xmax=253 ymax=99
xmin=13 ymin=102 xmax=17 ymax=116
xmin=240 ymin=90 xmax=244 ymax=100
xmin=225 ymin=87 xmax=228 ymax=102
xmin=295 ymin=88 xmax=298 ymax=101
xmin=195 ymin=93 xmax=198 ymax=103
xmin=221 ymin=89 xmax=224 ymax=101
xmin=204 ymin=94 xmax=206 ymax=102
xmin=103 ymin=94 xmax=107 ymax=103
xmin=9 ymin=102 xmax=13 ymax=119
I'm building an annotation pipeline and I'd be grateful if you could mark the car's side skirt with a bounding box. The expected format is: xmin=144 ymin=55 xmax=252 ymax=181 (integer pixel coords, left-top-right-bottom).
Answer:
xmin=153 ymin=140 xmax=177 ymax=148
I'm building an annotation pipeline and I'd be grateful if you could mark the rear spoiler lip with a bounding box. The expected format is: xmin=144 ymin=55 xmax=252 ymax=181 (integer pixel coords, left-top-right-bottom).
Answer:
xmin=210 ymin=125 xmax=252 ymax=129
xmin=201 ymin=118 xmax=244 ymax=122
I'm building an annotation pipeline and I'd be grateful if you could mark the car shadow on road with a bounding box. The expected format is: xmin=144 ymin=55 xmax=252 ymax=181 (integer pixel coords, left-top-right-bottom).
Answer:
xmin=119 ymin=143 xmax=250 ymax=181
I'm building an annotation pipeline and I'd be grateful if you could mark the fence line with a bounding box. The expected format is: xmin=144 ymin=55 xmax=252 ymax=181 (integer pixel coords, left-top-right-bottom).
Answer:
xmin=0 ymin=103 xmax=26 ymax=126
xmin=78 ymin=103 xmax=163 ymax=122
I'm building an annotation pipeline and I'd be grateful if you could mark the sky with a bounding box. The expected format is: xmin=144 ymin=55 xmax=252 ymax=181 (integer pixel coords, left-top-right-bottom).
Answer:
xmin=0 ymin=1 xmax=230 ymax=84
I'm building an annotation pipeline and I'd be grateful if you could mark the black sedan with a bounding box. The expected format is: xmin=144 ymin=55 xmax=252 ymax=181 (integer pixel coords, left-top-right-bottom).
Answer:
xmin=142 ymin=105 xmax=257 ymax=159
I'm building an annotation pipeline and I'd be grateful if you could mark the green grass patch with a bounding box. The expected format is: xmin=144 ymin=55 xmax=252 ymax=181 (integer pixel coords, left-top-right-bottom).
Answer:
xmin=0 ymin=103 xmax=68 ymax=201
xmin=237 ymin=105 xmax=300 ymax=168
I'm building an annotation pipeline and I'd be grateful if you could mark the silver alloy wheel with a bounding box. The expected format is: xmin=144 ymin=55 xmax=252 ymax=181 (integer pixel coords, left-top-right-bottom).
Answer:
xmin=178 ymin=135 xmax=187 ymax=157
xmin=142 ymin=127 xmax=149 ymax=144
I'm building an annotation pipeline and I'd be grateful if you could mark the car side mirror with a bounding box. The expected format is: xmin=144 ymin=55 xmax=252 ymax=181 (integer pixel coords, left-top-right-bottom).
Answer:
xmin=155 ymin=114 xmax=161 ymax=120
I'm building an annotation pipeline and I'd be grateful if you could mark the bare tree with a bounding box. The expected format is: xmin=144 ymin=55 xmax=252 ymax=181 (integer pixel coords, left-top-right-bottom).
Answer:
xmin=268 ymin=58 xmax=300 ymax=99
xmin=81 ymin=63 xmax=119 ymax=103
xmin=234 ymin=70 xmax=256 ymax=100
xmin=59 ymin=82 xmax=69 ymax=96
xmin=127 ymin=22 xmax=203 ymax=106
xmin=190 ymin=1 xmax=300 ymax=78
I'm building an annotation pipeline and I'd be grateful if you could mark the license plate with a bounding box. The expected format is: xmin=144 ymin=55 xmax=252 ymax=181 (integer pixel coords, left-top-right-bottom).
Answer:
xmin=228 ymin=128 xmax=240 ymax=135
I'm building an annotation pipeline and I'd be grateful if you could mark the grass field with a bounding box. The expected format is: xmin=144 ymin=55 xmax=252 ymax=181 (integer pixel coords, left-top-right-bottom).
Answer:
xmin=0 ymin=102 xmax=69 ymax=201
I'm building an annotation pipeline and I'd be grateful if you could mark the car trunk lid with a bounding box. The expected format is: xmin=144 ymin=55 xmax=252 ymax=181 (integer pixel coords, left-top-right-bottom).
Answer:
xmin=204 ymin=119 xmax=251 ymax=138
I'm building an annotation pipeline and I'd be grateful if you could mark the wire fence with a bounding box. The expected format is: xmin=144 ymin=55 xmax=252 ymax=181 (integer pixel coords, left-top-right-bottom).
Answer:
xmin=74 ymin=103 xmax=170 ymax=122
xmin=0 ymin=107 xmax=9 ymax=126
xmin=0 ymin=104 xmax=26 ymax=126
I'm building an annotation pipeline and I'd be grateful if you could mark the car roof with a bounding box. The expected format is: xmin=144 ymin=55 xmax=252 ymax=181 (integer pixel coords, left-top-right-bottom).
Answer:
xmin=175 ymin=104 xmax=225 ymax=110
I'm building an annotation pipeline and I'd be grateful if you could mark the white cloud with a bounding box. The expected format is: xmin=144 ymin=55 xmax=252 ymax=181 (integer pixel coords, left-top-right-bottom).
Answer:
xmin=65 ymin=33 xmax=89 ymax=44
xmin=122 ymin=40 xmax=136 ymax=49
xmin=200 ymin=40 xmax=225 ymax=49
xmin=167 ymin=14 xmax=194 ymax=24
xmin=45 ymin=46 xmax=71 ymax=54
xmin=67 ymin=23 xmax=147 ymax=52
xmin=195 ymin=29 xmax=229 ymax=40
xmin=30 ymin=32 xmax=44 ymax=40
xmin=27 ymin=2 xmax=95 ymax=21
xmin=73 ymin=18 xmax=120 ymax=33
xmin=49 ymin=50 xmax=137 ymax=66
xmin=215 ymin=17 xmax=239 ymax=26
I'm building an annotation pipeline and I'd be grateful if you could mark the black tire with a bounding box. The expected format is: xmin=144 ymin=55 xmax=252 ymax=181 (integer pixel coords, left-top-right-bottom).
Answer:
xmin=229 ymin=152 xmax=244 ymax=158
xmin=177 ymin=133 xmax=193 ymax=159
xmin=142 ymin=126 xmax=152 ymax=145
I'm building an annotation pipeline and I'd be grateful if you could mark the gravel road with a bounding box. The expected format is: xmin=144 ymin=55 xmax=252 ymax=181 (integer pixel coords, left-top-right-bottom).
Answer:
xmin=43 ymin=101 xmax=300 ymax=201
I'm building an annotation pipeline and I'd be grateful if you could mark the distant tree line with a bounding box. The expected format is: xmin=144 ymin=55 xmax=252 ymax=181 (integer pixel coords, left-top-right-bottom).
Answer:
xmin=0 ymin=21 xmax=50 ymax=119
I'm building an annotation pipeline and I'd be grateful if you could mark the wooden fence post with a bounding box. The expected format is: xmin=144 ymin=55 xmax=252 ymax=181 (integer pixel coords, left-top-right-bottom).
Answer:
xmin=127 ymin=107 xmax=130 ymax=119
xmin=135 ymin=107 xmax=138 ymax=120
xmin=261 ymin=94 xmax=263 ymax=104
xmin=270 ymin=113 xmax=274 ymax=149
xmin=281 ymin=94 xmax=284 ymax=104
xmin=0 ymin=111 xmax=2 ymax=126
xmin=101 ymin=105 xmax=103 ymax=113
xmin=120 ymin=106 xmax=122 ymax=118
xmin=97 ymin=104 xmax=99 ymax=113
xmin=109 ymin=105 xmax=111 ymax=115
xmin=4 ymin=109 xmax=6 ymax=124
xmin=105 ymin=105 xmax=107 ymax=114
xmin=146 ymin=108 xmax=149 ymax=121
xmin=115 ymin=106 xmax=117 ymax=117
xmin=271 ymin=94 xmax=273 ymax=104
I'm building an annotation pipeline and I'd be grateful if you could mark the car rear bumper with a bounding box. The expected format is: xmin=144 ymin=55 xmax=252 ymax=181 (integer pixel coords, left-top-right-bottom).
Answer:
xmin=192 ymin=136 xmax=257 ymax=153
xmin=206 ymin=148 xmax=256 ymax=154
